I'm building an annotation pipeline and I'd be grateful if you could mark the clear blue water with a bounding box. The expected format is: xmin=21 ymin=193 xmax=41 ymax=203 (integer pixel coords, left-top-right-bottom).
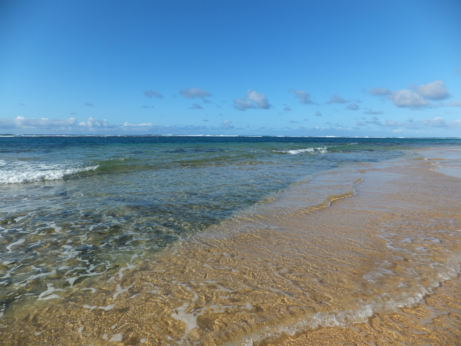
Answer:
xmin=0 ymin=136 xmax=460 ymax=312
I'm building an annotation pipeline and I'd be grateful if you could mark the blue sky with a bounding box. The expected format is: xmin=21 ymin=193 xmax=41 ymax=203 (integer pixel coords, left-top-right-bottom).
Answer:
xmin=1 ymin=0 xmax=460 ymax=136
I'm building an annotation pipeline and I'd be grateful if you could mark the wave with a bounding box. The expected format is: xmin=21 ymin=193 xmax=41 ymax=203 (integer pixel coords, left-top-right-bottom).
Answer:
xmin=238 ymin=249 xmax=461 ymax=346
xmin=0 ymin=160 xmax=99 ymax=184
xmin=275 ymin=147 xmax=328 ymax=155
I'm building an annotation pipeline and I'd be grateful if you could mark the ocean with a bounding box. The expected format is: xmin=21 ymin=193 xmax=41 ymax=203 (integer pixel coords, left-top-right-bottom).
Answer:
xmin=1 ymin=136 xmax=461 ymax=345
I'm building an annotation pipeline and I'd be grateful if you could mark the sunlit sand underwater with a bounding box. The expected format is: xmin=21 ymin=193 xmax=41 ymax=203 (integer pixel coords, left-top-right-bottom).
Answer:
xmin=1 ymin=137 xmax=461 ymax=345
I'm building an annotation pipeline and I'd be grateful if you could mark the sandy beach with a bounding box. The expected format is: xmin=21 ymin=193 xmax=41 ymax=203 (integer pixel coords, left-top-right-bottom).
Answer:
xmin=275 ymin=148 xmax=461 ymax=346
xmin=272 ymin=276 xmax=461 ymax=345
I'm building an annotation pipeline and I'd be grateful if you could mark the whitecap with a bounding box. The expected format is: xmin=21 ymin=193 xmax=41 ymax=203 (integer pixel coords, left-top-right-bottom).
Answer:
xmin=0 ymin=161 xmax=98 ymax=184
xmin=275 ymin=147 xmax=328 ymax=155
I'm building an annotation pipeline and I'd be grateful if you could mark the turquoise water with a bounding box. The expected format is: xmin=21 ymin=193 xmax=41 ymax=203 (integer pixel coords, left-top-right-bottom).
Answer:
xmin=0 ymin=136 xmax=460 ymax=314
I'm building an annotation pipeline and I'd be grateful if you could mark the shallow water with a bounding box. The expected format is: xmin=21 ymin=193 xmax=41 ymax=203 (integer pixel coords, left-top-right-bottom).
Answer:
xmin=1 ymin=137 xmax=461 ymax=345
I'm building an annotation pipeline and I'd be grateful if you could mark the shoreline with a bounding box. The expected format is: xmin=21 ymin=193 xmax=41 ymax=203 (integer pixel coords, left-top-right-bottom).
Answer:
xmin=272 ymin=274 xmax=461 ymax=346
xmin=1 ymin=147 xmax=461 ymax=345
xmin=270 ymin=147 xmax=461 ymax=346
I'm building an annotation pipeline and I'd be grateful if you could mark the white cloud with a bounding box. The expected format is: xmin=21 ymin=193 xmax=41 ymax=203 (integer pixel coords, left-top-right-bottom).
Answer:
xmin=190 ymin=103 xmax=203 ymax=110
xmin=180 ymin=87 xmax=211 ymax=99
xmin=290 ymin=89 xmax=313 ymax=104
xmin=0 ymin=116 xmax=77 ymax=129
xmin=234 ymin=98 xmax=254 ymax=111
xmin=144 ymin=90 xmax=163 ymax=99
xmin=368 ymin=116 xmax=382 ymax=126
xmin=370 ymin=87 xmax=392 ymax=96
xmin=363 ymin=109 xmax=383 ymax=115
xmin=79 ymin=117 xmax=110 ymax=129
xmin=416 ymin=80 xmax=450 ymax=100
xmin=422 ymin=117 xmax=461 ymax=128
xmin=246 ymin=90 xmax=270 ymax=109
xmin=383 ymin=119 xmax=407 ymax=128
xmin=327 ymin=94 xmax=346 ymax=104
xmin=423 ymin=117 xmax=446 ymax=128
xmin=221 ymin=120 xmax=233 ymax=129
xmin=360 ymin=115 xmax=461 ymax=130
xmin=315 ymin=111 xmax=322 ymax=116
xmin=233 ymin=89 xmax=270 ymax=111
xmin=346 ymin=103 xmax=359 ymax=111
xmin=123 ymin=122 xmax=153 ymax=127
xmin=449 ymin=101 xmax=461 ymax=107
xmin=389 ymin=89 xmax=429 ymax=108
xmin=370 ymin=80 xmax=451 ymax=109
xmin=0 ymin=116 xmax=220 ymax=135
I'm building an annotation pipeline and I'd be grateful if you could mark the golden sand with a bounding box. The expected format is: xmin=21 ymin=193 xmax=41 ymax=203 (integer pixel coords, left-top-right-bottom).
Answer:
xmin=269 ymin=276 xmax=461 ymax=346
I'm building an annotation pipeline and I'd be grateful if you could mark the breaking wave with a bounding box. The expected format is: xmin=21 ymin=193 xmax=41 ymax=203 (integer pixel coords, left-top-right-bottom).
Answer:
xmin=0 ymin=160 xmax=99 ymax=184
xmin=275 ymin=147 xmax=328 ymax=155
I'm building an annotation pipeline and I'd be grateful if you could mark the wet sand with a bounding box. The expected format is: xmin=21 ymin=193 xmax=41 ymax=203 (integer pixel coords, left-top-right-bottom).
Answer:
xmin=1 ymin=148 xmax=461 ymax=345
xmin=272 ymin=148 xmax=461 ymax=346
xmin=270 ymin=275 xmax=461 ymax=345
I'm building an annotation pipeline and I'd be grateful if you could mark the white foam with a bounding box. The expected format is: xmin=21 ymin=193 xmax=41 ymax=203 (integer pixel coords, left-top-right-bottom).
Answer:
xmin=37 ymin=283 xmax=65 ymax=301
xmin=171 ymin=303 xmax=198 ymax=334
xmin=238 ymin=294 xmax=411 ymax=345
xmin=14 ymin=216 xmax=27 ymax=223
xmin=82 ymin=287 xmax=97 ymax=293
xmin=113 ymin=284 xmax=133 ymax=300
xmin=98 ymin=304 xmax=115 ymax=311
xmin=275 ymin=147 xmax=328 ymax=155
xmin=117 ymin=263 xmax=136 ymax=281
xmin=48 ymin=222 xmax=62 ymax=233
xmin=236 ymin=249 xmax=461 ymax=346
xmin=7 ymin=239 xmax=25 ymax=253
xmin=287 ymin=148 xmax=314 ymax=154
xmin=0 ymin=161 xmax=98 ymax=184
xmin=171 ymin=288 xmax=201 ymax=341
xmin=66 ymin=277 xmax=78 ymax=287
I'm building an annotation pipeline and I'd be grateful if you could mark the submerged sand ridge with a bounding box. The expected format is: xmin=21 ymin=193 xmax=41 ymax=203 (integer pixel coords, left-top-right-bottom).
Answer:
xmin=2 ymin=149 xmax=461 ymax=345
